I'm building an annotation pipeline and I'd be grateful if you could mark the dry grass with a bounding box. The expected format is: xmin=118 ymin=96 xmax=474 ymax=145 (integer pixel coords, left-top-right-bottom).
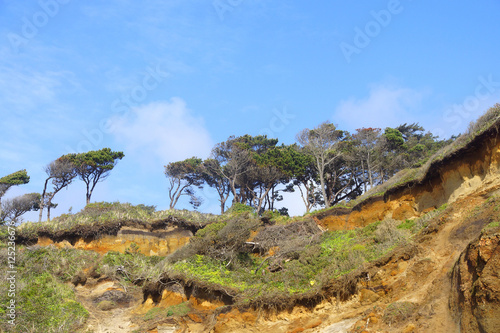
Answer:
xmin=16 ymin=202 xmax=218 ymax=242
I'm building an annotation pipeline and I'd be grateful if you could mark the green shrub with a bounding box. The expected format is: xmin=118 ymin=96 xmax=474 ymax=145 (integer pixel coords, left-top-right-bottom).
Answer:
xmin=0 ymin=272 xmax=88 ymax=332
xmin=226 ymin=203 xmax=255 ymax=215
xmin=397 ymin=219 xmax=415 ymax=230
xmin=485 ymin=221 xmax=500 ymax=229
xmin=100 ymin=250 xmax=162 ymax=283
xmin=359 ymin=220 xmax=382 ymax=237
xmin=195 ymin=221 xmax=227 ymax=239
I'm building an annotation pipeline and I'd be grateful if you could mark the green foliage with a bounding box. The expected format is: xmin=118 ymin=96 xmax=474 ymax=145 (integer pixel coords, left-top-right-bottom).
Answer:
xmin=226 ymin=202 xmax=255 ymax=215
xmin=20 ymin=247 xmax=100 ymax=282
xmin=438 ymin=203 xmax=448 ymax=211
xmin=359 ymin=220 xmax=382 ymax=237
xmin=194 ymin=221 xmax=227 ymax=238
xmin=100 ymin=250 xmax=162 ymax=283
xmin=260 ymin=209 xmax=282 ymax=221
xmin=484 ymin=221 xmax=500 ymax=229
xmin=173 ymin=254 xmax=251 ymax=290
xmin=397 ymin=219 xmax=416 ymax=230
xmin=67 ymin=148 xmax=124 ymax=172
xmin=0 ymin=169 xmax=30 ymax=207
xmin=165 ymin=157 xmax=204 ymax=210
xmin=0 ymin=247 xmax=91 ymax=332
xmin=160 ymin=213 xmax=422 ymax=303
xmin=18 ymin=273 xmax=88 ymax=331
xmin=65 ymin=148 xmax=124 ymax=204
xmin=0 ymin=169 xmax=30 ymax=186
xmin=384 ymin=127 xmax=404 ymax=149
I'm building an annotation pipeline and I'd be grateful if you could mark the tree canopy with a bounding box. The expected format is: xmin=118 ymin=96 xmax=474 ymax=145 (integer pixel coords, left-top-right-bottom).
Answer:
xmin=0 ymin=192 xmax=40 ymax=225
xmin=0 ymin=169 xmax=30 ymax=201
xmin=165 ymin=157 xmax=204 ymax=209
xmin=186 ymin=121 xmax=450 ymax=214
xmin=66 ymin=148 xmax=124 ymax=205
xmin=39 ymin=156 xmax=77 ymax=222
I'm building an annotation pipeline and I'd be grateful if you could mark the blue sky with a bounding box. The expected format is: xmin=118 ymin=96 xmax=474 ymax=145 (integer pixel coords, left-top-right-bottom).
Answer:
xmin=1 ymin=0 xmax=500 ymax=219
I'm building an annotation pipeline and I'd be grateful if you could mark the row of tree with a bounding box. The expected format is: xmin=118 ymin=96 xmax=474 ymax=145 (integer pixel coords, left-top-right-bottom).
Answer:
xmin=0 ymin=148 xmax=124 ymax=224
xmin=165 ymin=122 xmax=452 ymax=214
xmin=0 ymin=122 xmax=451 ymax=223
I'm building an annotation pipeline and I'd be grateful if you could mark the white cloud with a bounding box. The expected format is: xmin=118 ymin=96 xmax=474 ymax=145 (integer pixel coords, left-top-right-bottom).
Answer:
xmin=110 ymin=98 xmax=213 ymax=164
xmin=333 ymin=84 xmax=426 ymax=131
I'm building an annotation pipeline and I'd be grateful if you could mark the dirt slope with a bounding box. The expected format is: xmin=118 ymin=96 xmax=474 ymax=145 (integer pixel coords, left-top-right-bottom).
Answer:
xmin=30 ymin=126 xmax=500 ymax=332
xmin=132 ymin=129 xmax=500 ymax=332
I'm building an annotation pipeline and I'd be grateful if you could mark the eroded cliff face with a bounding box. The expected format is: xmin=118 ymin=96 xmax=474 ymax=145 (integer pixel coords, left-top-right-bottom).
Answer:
xmin=318 ymin=130 xmax=500 ymax=231
xmin=37 ymin=226 xmax=192 ymax=256
xmin=451 ymin=231 xmax=500 ymax=333
xmin=32 ymin=129 xmax=500 ymax=333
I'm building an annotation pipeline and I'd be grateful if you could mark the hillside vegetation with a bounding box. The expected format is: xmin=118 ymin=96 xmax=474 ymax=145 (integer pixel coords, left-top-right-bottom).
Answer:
xmin=1 ymin=105 xmax=500 ymax=332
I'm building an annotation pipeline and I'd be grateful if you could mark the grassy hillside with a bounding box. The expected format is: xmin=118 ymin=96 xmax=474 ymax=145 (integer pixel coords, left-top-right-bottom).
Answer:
xmin=2 ymin=104 xmax=500 ymax=332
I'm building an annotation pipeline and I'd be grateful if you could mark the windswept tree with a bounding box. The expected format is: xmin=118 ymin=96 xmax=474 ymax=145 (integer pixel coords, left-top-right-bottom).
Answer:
xmin=39 ymin=156 xmax=77 ymax=222
xmin=323 ymin=148 xmax=360 ymax=207
xmin=378 ymin=124 xmax=451 ymax=181
xmin=263 ymin=144 xmax=319 ymax=213
xmin=352 ymin=128 xmax=382 ymax=191
xmin=0 ymin=192 xmax=40 ymax=225
xmin=0 ymin=169 xmax=30 ymax=207
xmin=210 ymin=135 xmax=285 ymax=212
xmin=165 ymin=157 xmax=204 ymax=209
xmin=67 ymin=148 xmax=124 ymax=205
xmin=211 ymin=136 xmax=253 ymax=204
xmin=296 ymin=122 xmax=346 ymax=208
xmin=248 ymin=149 xmax=286 ymax=212
xmin=200 ymin=158 xmax=231 ymax=214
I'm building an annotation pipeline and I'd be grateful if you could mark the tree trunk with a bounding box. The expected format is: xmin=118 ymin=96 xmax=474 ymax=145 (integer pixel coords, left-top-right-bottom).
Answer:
xmin=319 ymin=169 xmax=329 ymax=208
xmin=298 ymin=184 xmax=310 ymax=213
xmin=39 ymin=177 xmax=51 ymax=222
xmin=361 ymin=159 xmax=367 ymax=193
xmin=367 ymin=151 xmax=374 ymax=188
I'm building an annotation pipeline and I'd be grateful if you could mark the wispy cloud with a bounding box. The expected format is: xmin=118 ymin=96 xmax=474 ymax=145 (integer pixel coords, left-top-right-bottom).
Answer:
xmin=0 ymin=46 xmax=79 ymax=113
xmin=333 ymin=84 xmax=427 ymax=130
xmin=110 ymin=98 xmax=213 ymax=165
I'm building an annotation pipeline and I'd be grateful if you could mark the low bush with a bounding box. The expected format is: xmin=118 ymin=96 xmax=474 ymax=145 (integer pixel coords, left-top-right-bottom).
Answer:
xmin=99 ymin=246 xmax=163 ymax=283
xmin=0 ymin=247 xmax=90 ymax=332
